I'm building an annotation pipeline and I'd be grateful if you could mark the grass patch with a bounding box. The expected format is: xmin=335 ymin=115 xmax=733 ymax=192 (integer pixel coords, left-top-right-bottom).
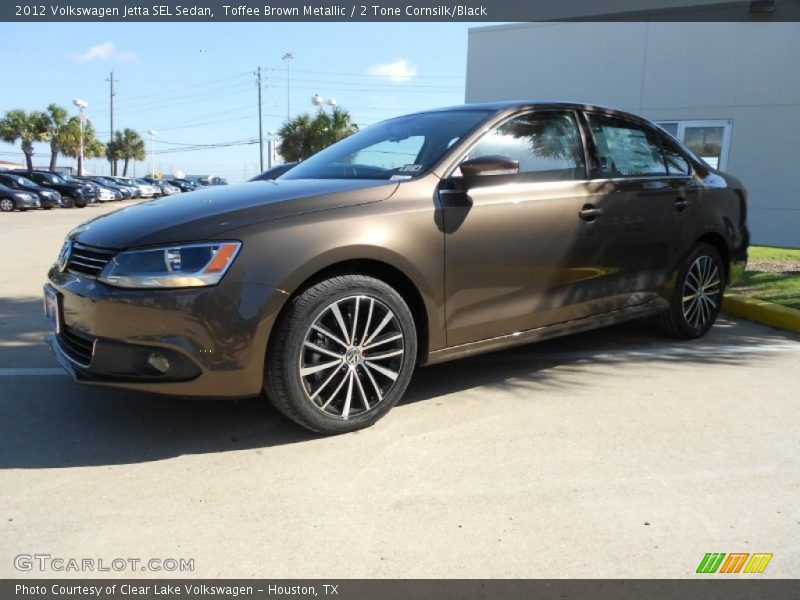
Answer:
xmin=728 ymin=246 xmax=800 ymax=310
xmin=748 ymin=245 xmax=800 ymax=263
xmin=732 ymin=271 xmax=800 ymax=310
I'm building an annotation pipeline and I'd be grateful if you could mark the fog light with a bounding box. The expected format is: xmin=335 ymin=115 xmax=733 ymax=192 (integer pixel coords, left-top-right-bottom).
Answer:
xmin=146 ymin=352 xmax=170 ymax=374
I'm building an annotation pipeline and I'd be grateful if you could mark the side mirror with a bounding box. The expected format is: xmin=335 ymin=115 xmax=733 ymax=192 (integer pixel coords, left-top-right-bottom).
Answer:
xmin=459 ymin=155 xmax=519 ymax=182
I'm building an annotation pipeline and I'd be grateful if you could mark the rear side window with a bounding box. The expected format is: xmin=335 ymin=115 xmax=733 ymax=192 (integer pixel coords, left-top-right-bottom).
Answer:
xmin=660 ymin=136 xmax=691 ymax=176
xmin=588 ymin=114 xmax=667 ymax=178
xmin=465 ymin=111 xmax=587 ymax=182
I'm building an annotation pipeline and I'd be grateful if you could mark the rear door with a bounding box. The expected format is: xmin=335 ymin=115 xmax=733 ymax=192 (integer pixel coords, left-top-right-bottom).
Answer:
xmin=575 ymin=112 xmax=691 ymax=309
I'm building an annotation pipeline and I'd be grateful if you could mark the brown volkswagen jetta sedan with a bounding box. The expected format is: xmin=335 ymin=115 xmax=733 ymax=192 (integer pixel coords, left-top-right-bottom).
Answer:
xmin=45 ymin=101 xmax=749 ymax=433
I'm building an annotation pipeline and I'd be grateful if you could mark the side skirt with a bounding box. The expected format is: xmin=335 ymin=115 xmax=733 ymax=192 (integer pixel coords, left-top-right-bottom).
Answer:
xmin=425 ymin=299 xmax=668 ymax=366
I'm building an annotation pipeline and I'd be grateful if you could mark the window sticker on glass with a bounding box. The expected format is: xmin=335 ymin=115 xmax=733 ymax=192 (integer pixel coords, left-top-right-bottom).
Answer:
xmin=398 ymin=164 xmax=423 ymax=173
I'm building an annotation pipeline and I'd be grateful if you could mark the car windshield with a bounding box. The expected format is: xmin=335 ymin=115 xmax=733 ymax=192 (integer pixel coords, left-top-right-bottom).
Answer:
xmin=281 ymin=110 xmax=492 ymax=181
xmin=38 ymin=172 xmax=64 ymax=184
xmin=4 ymin=174 xmax=35 ymax=186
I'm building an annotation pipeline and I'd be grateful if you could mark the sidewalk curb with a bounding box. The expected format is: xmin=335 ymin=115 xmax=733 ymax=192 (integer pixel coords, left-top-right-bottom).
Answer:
xmin=723 ymin=293 xmax=800 ymax=334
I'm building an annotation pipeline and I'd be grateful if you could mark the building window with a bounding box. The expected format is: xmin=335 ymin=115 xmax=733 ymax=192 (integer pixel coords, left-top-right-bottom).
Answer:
xmin=656 ymin=120 xmax=732 ymax=171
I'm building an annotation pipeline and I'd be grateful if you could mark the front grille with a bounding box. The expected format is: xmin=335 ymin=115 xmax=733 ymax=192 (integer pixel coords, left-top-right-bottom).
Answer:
xmin=57 ymin=325 xmax=96 ymax=366
xmin=67 ymin=243 xmax=116 ymax=277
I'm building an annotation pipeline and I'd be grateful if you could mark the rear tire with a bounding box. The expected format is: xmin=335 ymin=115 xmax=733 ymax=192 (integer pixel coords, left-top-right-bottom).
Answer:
xmin=265 ymin=275 xmax=417 ymax=434
xmin=61 ymin=195 xmax=74 ymax=208
xmin=652 ymin=243 xmax=725 ymax=339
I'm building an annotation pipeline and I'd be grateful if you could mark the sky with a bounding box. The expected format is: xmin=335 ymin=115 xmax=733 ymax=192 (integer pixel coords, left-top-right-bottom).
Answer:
xmin=0 ymin=22 xmax=496 ymax=181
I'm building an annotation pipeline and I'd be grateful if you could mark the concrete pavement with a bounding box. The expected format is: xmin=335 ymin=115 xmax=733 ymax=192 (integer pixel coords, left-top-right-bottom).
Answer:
xmin=1 ymin=202 xmax=798 ymax=578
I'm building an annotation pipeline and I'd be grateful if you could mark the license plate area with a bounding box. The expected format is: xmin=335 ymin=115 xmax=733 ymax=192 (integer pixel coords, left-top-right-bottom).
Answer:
xmin=43 ymin=285 xmax=61 ymax=334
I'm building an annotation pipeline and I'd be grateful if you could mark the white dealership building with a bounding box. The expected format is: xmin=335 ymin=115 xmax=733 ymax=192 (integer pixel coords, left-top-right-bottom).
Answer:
xmin=465 ymin=16 xmax=800 ymax=247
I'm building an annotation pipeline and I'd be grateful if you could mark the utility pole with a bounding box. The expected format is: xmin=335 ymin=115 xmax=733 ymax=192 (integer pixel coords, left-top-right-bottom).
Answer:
xmin=107 ymin=71 xmax=117 ymax=175
xmin=282 ymin=52 xmax=294 ymax=121
xmin=256 ymin=66 xmax=264 ymax=172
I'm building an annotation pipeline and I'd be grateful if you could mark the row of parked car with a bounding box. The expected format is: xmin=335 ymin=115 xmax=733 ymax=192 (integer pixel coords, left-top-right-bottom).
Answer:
xmin=0 ymin=170 xmax=213 ymax=212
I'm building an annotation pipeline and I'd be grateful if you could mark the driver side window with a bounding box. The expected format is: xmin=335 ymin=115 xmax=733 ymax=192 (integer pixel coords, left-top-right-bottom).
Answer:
xmin=464 ymin=111 xmax=587 ymax=182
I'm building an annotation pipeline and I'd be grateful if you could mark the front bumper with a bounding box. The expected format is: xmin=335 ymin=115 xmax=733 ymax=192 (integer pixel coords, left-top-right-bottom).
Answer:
xmin=17 ymin=195 xmax=41 ymax=208
xmin=45 ymin=268 xmax=288 ymax=398
xmin=38 ymin=193 xmax=60 ymax=208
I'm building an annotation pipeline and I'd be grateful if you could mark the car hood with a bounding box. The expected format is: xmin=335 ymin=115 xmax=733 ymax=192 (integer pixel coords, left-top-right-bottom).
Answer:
xmin=69 ymin=178 xmax=399 ymax=249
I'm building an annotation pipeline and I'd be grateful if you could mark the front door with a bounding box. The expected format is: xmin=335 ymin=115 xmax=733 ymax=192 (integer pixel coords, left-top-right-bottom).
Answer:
xmin=441 ymin=110 xmax=606 ymax=347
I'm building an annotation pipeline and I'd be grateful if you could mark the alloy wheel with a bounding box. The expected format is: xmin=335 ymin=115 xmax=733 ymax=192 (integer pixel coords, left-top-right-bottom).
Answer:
xmin=682 ymin=255 xmax=722 ymax=329
xmin=0 ymin=198 xmax=14 ymax=212
xmin=299 ymin=295 xmax=405 ymax=420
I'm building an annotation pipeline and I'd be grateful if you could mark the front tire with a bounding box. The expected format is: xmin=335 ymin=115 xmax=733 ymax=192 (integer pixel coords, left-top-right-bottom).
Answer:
xmin=265 ymin=275 xmax=417 ymax=434
xmin=61 ymin=195 xmax=74 ymax=208
xmin=653 ymin=243 xmax=725 ymax=339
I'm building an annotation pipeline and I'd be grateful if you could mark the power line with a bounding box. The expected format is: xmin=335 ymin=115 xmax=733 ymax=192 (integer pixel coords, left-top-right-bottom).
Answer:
xmin=279 ymin=76 xmax=463 ymax=90
xmin=270 ymin=67 xmax=465 ymax=80
xmin=109 ymin=71 xmax=252 ymax=105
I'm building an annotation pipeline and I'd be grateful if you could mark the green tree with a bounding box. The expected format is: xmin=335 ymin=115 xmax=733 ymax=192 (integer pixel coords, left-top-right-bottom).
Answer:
xmin=60 ymin=118 xmax=106 ymax=174
xmin=108 ymin=129 xmax=145 ymax=176
xmin=45 ymin=104 xmax=70 ymax=171
xmin=0 ymin=109 xmax=49 ymax=172
xmin=278 ymin=107 xmax=358 ymax=162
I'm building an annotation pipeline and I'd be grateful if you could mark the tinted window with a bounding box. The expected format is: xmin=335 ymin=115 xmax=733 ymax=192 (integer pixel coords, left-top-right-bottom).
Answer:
xmin=465 ymin=111 xmax=586 ymax=181
xmin=660 ymin=136 xmax=691 ymax=176
xmin=588 ymin=115 xmax=667 ymax=178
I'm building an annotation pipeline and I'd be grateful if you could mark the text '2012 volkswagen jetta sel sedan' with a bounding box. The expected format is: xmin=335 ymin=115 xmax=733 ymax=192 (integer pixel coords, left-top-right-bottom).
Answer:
xmin=45 ymin=102 xmax=749 ymax=433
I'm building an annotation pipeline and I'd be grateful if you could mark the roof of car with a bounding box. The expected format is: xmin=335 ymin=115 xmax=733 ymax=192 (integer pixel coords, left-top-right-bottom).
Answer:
xmin=428 ymin=100 xmax=614 ymax=112
xmin=405 ymin=101 xmax=651 ymax=125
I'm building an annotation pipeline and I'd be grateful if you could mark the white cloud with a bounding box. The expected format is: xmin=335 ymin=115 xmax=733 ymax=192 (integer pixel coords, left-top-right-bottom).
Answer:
xmin=72 ymin=42 xmax=140 ymax=63
xmin=366 ymin=59 xmax=418 ymax=84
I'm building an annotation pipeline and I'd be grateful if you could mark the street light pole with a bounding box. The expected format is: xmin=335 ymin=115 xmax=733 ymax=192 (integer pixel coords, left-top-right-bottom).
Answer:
xmin=148 ymin=129 xmax=158 ymax=176
xmin=256 ymin=66 xmax=264 ymax=171
xmin=72 ymin=99 xmax=88 ymax=176
xmin=282 ymin=52 xmax=294 ymax=121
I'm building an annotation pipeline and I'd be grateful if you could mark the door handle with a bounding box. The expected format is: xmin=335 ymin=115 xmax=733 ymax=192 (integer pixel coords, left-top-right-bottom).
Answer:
xmin=579 ymin=204 xmax=604 ymax=222
xmin=674 ymin=197 xmax=689 ymax=212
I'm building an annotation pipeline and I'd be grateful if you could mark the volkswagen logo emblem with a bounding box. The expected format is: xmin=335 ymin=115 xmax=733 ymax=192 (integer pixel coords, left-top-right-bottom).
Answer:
xmin=57 ymin=241 xmax=72 ymax=272
xmin=344 ymin=347 xmax=362 ymax=366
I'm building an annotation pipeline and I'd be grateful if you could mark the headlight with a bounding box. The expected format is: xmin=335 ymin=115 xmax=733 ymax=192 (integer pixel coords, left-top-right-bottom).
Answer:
xmin=98 ymin=241 xmax=241 ymax=289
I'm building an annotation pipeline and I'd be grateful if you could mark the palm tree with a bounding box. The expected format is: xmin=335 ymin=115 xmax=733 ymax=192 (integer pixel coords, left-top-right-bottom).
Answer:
xmin=320 ymin=107 xmax=358 ymax=145
xmin=108 ymin=129 xmax=145 ymax=176
xmin=60 ymin=119 xmax=105 ymax=173
xmin=0 ymin=109 xmax=49 ymax=172
xmin=278 ymin=107 xmax=358 ymax=161
xmin=45 ymin=104 xmax=70 ymax=171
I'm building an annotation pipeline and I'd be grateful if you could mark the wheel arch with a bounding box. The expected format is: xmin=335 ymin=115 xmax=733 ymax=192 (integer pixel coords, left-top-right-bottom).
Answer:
xmin=695 ymin=231 xmax=731 ymax=283
xmin=269 ymin=256 xmax=432 ymax=366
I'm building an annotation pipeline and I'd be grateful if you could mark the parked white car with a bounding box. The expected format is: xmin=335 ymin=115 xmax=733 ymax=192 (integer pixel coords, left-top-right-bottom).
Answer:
xmin=118 ymin=177 xmax=160 ymax=198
